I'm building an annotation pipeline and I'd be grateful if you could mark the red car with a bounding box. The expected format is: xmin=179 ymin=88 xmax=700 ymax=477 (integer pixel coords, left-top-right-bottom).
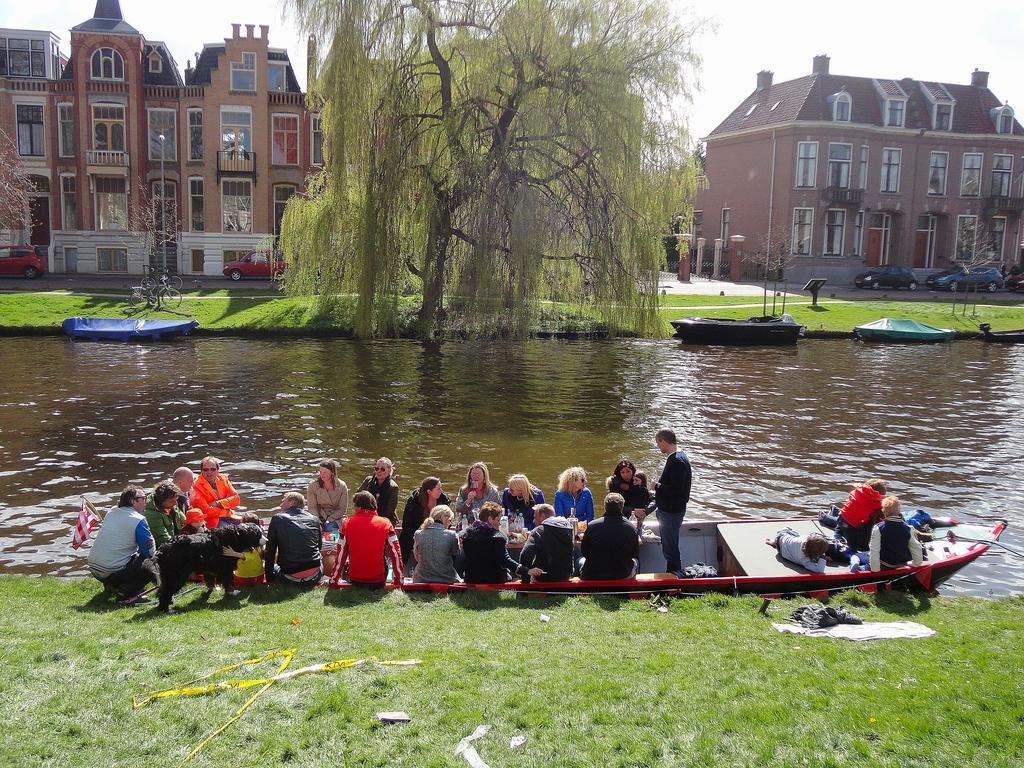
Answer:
xmin=0 ymin=244 xmax=48 ymax=279
xmin=222 ymin=250 xmax=285 ymax=281
xmin=1006 ymin=273 xmax=1024 ymax=292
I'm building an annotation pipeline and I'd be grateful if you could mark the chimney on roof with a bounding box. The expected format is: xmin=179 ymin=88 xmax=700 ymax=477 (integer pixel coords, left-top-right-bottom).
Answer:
xmin=971 ymin=68 xmax=989 ymax=88
xmin=756 ymin=70 xmax=773 ymax=91
xmin=260 ymin=25 xmax=269 ymax=40
xmin=184 ymin=58 xmax=193 ymax=82
xmin=245 ymin=24 xmax=255 ymax=38
xmin=812 ymin=54 xmax=830 ymax=75
xmin=231 ymin=23 xmax=241 ymax=38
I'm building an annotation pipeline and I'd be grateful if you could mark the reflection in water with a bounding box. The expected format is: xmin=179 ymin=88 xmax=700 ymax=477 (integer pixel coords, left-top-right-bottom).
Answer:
xmin=1 ymin=337 xmax=1021 ymax=596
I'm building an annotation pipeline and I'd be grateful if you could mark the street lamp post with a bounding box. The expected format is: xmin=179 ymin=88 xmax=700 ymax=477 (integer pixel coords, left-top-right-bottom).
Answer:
xmin=158 ymin=133 xmax=166 ymax=274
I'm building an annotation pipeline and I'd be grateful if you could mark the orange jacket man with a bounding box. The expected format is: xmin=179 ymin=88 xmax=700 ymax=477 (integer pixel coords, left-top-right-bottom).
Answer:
xmin=190 ymin=456 xmax=241 ymax=529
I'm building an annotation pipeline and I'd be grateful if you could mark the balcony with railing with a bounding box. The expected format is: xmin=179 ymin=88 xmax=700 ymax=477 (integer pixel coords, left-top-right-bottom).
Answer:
xmin=217 ymin=150 xmax=257 ymax=181
xmin=86 ymin=149 xmax=130 ymax=170
xmin=820 ymin=186 xmax=864 ymax=205
xmin=986 ymin=194 xmax=1024 ymax=213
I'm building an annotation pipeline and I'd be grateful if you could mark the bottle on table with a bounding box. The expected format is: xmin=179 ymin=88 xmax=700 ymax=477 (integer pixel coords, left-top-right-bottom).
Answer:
xmin=499 ymin=513 xmax=509 ymax=537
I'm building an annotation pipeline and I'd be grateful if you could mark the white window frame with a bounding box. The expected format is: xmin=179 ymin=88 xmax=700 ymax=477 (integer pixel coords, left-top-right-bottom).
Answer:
xmin=934 ymin=102 xmax=953 ymax=131
xmin=991 ymin=154 xmax=1013 ymax=197
xmin=60 ymin=173 xmax=76 ymax=230
xmin=795 ymin=141 xmax=817 ymax=188
xmin=927 ymin=151 xmax=948 ymax=196
xmin=961 ymin=153 xmax=983 ymax=197
xmin=230 ymin=52 xmax=257 ymax=93
xmin=880 ymin=147 xmax=901 ymax=193
xmin=220 ymin=106 xmax=253 ymax=152
xmin=57 ymin=103 xmax=74 ymax=157
xmin=148 ymin=52 xmax=162 ymax=73
xmin=832 ymin=93 xmax=851 ymax=122
xmin=188 ymin=176 xmax=204 ymax=232
xmin=222 ymin=179 xmax=253 ymax=232
xmin=827 ymin=143 xmax=852 ymax=189
xmin=187 ymin=108 xmax=203 ymax=161
xmin=996 ymin=107 xmax=1014 ymax=135
xmin=956 ymin=215 xmax=977 ymax=261
xmin=15 ymin=103 xmax=45 ymax=157
xmin=147 ymin=108 xmax=177 ymax=161
xmin=311 ymin=115 xmax=323 ymax=166
xmin=90 ymin=47 xmax=124 ymax=81
xmin=823 ymin=209 xmax=845 ymax=257
xmin=852 ymin=210 xmax=865 ymax=256
xmin=94 ymin=176 xmax=127 ymax=231
xmin=271 ymin=112 xmax=300 ymax=166
xmin=267 ymin=62 xmax=287 ymax=92
xmin=791 ymin=208 xmax=814 ymax=256
xmin=885 ymin=99 xmax=906 ymax=128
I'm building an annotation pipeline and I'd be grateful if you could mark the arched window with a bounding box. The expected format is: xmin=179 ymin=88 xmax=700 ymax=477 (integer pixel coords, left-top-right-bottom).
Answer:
xmin=995 ymin=105 xmax=1015 ymax=135
xmin=90 ymin=48 xmax=124 ymax=80
xmin=831 ymin=91 xmax=851 ymax=122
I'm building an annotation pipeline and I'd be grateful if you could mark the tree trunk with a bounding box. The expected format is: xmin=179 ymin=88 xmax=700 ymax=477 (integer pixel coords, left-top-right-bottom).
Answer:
xmin=417 ymin=197 xmax=452 ymax=336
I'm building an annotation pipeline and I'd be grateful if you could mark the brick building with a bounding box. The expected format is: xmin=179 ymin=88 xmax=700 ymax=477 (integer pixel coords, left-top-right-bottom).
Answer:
xmin=695 ymin=55 xmax=1024 ymax=285
xmin=0 ymin=0 xmax=319 ymax=275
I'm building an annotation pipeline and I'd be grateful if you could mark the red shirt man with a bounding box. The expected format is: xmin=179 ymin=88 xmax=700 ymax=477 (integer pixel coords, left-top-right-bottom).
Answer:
xmin=329 ymin=491 xmax=403 ymax=587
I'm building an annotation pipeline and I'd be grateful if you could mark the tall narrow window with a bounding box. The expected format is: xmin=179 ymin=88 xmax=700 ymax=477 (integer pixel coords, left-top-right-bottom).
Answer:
xmin=880 ymin=148 xmax=901 ymax=193
xmin=928 ymin=152 xmax=948 ymax=195
xmin=60 ymin=174 xmax=77 ymax=230
xmin=222 ymin=180 xmax=253 ymax=232
xmin=961 ymin=153 xmax=982 ymax=196
xmin=187 ymin=109 xmax=203 ymax=161
xmin=230 ymin=52 xmax=256 ymax=92
xmin=996 ymin=107 xmax=1014 ymax=135
xmin=956 ymin=215 xmax=977 ymax=260
xmin=151 ymin=181 xmax=177 ymax=241
xmin=95 ymin=177 xmax=127 ymax=230
xmin=852 ymin=210 xmax=865 ymax=256
xmin=92 ymin=104 xmax=125 ymax=151
xmin=267 ymin=62 xmax=287 ymax=92
xmin=189 ymin=178 xmax=204 ymax=231
xmin=791 ymin=208 xmax=813 ymax=255
xmin=824 ymin=210 xmax=845 ymax=256
xmin=271 ymin=114 xmax=299 ymax=165
xmin=796 ymin=142 xmax=817 ymax=188
xmin=859 ymin=145 xmax=869 ymax=190
xmin=986 ymin=217 xmax=1006 ymax=260
xmin=885 ymin=99 xmax=905 ymax=127
xmin=58 ymin=104 xmax=74 ymax=157
xmin=833 ymin=93 xmax=851 ymax=122
xmin=274 ymin=185 xmax=296 ymax=235
xmin=311 ymin=115 xmax=323 ymax=166
xmin=221 ymin=109 xmax=252 ymax=152
xmin=991 ymin=155 xmax=1013 ymax=197
xmin=935 ymin=103 xmax=952 ymax=131
xmin=828 ymin=143 xmax=852 ymax=188
xmin=16 ymin=105 xmax=44 ymax=156
xmin=148 ymin=109 xmax=176 ymax=161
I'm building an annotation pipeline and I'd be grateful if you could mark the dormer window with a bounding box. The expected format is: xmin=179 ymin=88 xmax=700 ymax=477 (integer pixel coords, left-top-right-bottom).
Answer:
xmin=770 ymin=101 xmax=781 ymax=111
xmin=148 ymin=53 xmax=162 ymax=74
xmin=744 ymin=103 xmax=757 ymax=118
xmin=885 ymin=99 xmax=905 ymax=128
xmin=230 ymin=52 xmax=256 ymax=92
xmin=268 ymin=62 xmax=287 ymax=92
xmin=995 ymin=105 xmax=1014 ymax=135
xmin=934 ymin=102 xmax=953 ymax=131
xmin=90 ymin=47 xmax=124 ymax=81
xmin=832 ymin=92 xmax=851 ymax=122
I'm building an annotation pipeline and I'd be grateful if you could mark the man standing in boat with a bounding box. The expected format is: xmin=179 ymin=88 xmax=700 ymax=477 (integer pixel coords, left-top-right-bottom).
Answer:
xmin=653 ymin=428 xmax=692 ymax=575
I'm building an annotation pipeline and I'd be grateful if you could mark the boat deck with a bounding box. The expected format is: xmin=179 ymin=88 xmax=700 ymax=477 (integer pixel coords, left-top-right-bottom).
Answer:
xmin=717 ymin=519 xmax=851 ymax=577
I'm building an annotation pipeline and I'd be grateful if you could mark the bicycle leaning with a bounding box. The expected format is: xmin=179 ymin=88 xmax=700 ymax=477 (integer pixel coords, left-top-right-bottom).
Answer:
xmin=128 ymin=273 xmax=182 ymax=310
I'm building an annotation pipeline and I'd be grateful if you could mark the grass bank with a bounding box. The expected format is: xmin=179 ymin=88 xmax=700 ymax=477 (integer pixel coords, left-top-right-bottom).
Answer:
xmin=3 ymin=289 xmax=1024 ymax=336
xmin=1 ymin=576 xmax=1021 ymax=767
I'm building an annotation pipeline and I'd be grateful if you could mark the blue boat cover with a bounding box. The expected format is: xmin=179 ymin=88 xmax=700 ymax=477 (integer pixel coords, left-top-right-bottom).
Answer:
xmin=854 ymin=317 xmax=954 ymax=341
xmin=61 ymin=317 xmax=199 ymax=341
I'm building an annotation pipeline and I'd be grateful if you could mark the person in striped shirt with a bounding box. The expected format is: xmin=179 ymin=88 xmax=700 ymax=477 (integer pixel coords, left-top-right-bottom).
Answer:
xmin=329 ymin=491 xmax=403 ymax=588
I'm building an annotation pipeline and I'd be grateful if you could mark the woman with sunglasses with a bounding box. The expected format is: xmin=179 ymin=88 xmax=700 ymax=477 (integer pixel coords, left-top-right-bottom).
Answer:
xmin=357 ymin=457 xmax=400 ymax=526
xmin=190 ymin=456 xmax=242 ymax=529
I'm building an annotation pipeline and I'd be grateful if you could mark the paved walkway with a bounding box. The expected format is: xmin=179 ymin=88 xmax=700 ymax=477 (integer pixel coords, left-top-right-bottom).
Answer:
xmin=657 ymin=273 xmax=798 ymax=297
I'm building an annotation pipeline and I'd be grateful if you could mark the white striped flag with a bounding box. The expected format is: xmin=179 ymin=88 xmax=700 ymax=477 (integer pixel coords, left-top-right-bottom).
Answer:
xmin=71 ymin=497 xmax=100 ymax=549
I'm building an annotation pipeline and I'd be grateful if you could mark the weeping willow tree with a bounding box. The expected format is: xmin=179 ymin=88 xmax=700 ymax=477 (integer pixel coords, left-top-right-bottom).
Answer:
xmin=281 ymin=0 xmax=702 ymax=338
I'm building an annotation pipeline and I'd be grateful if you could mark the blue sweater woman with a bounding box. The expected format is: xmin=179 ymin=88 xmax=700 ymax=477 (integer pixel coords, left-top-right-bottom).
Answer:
xmin=554 ymin=488 xmax=595 ymax=522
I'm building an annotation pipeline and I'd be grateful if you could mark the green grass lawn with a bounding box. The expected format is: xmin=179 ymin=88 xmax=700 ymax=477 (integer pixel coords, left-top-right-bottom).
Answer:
xmin=1 ymin=576 xmax=1021 ymax=767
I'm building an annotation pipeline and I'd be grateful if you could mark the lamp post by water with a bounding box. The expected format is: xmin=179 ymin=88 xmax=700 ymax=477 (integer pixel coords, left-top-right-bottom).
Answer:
xmin=158 ymin=133 xmax=166 ymax=274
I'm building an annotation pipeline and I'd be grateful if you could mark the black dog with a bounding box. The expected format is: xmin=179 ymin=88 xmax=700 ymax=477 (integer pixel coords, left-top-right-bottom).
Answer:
xmin=155 ymin=523 xmax=263 ymax=612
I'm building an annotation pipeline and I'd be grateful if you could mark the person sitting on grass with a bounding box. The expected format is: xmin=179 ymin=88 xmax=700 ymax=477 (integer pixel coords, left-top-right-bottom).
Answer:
xmin=764 ymin=527 xmax=830 ymax=574
xmin=461 ymin=501 xmax=520 ymax=584
xmin=412 ymin=505 xmax=460 ymax=584
xmin=190 ymin=456 xmax=242 ymax=530
xmin=516 ymin=503 xmax=574 ymax=584
xmin=579 ymin=493 xmax=640 ymax=581
xmin=870 ymin=496 xmax=924 ymax=572
xmin=264 ymin=492 xmax=322 ymax=587
xmin=143 ymin=480 xmax=185 ymax=548
xmin=329 ymin=491 xmax=403 ymax=588
xmin=232 ymin=512 xmax=267 ymax=586
xmin=87 ymin=485 xmax=159 ymax=603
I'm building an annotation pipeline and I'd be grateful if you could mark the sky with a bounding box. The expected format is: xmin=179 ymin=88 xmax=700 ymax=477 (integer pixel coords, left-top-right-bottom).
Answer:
xmin=2 ymin=0 xmax=1022 ymax=143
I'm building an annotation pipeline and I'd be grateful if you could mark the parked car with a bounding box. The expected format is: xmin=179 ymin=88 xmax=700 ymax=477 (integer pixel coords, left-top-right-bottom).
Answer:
xmin=0 ymin=245 xmax=48 ymax=279
xmin=853 ymin=265 xmax=918 ymax=290
xmin=924 ymin=266 xmax=966 ymax=290
xmin=1006 ymin=273 xmax=1024 ymax=292
xmin=930 ymin=267 xmax=1003 ymax=292
xmin=222 ymin=251 xmax=285 ymax=281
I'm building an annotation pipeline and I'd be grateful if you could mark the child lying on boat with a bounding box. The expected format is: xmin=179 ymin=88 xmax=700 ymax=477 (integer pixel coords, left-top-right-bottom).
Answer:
xmin=765 ymin=527 xmax=830 ymax=574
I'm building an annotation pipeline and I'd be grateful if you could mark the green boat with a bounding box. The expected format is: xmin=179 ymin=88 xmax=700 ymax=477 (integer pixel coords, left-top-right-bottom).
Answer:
xmin=854 ymin=318 xmax=955 ymax=342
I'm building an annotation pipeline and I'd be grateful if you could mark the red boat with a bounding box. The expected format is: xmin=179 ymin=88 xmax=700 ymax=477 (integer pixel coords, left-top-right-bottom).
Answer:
xmin=330 ymin=517 xmax=1006 ymax=597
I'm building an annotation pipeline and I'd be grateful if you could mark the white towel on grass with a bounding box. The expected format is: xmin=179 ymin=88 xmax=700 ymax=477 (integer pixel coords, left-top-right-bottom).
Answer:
xmin=772 ymin=621 xmax=935 ymax=641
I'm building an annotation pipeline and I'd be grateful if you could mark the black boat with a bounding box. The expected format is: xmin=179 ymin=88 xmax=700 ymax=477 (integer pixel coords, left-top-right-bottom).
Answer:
xmin=671 ymin=314 xmax=803 ymax=346
xmin=979 ymin=323 xmax=1024 ymax=343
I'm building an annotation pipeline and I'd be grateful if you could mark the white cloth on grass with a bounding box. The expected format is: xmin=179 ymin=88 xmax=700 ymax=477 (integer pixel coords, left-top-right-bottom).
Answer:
xmin=772 ymin=621 xmax=935 ymax=641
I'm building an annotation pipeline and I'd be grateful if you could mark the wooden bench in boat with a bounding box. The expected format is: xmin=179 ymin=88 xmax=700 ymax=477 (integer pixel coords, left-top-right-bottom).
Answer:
xmin=716 ymin=519 xmax=850 ymax=578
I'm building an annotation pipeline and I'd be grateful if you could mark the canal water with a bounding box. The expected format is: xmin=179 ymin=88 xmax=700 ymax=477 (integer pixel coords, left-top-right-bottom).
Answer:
xmin=1 ymin=336 xmax=1021 ymax=595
